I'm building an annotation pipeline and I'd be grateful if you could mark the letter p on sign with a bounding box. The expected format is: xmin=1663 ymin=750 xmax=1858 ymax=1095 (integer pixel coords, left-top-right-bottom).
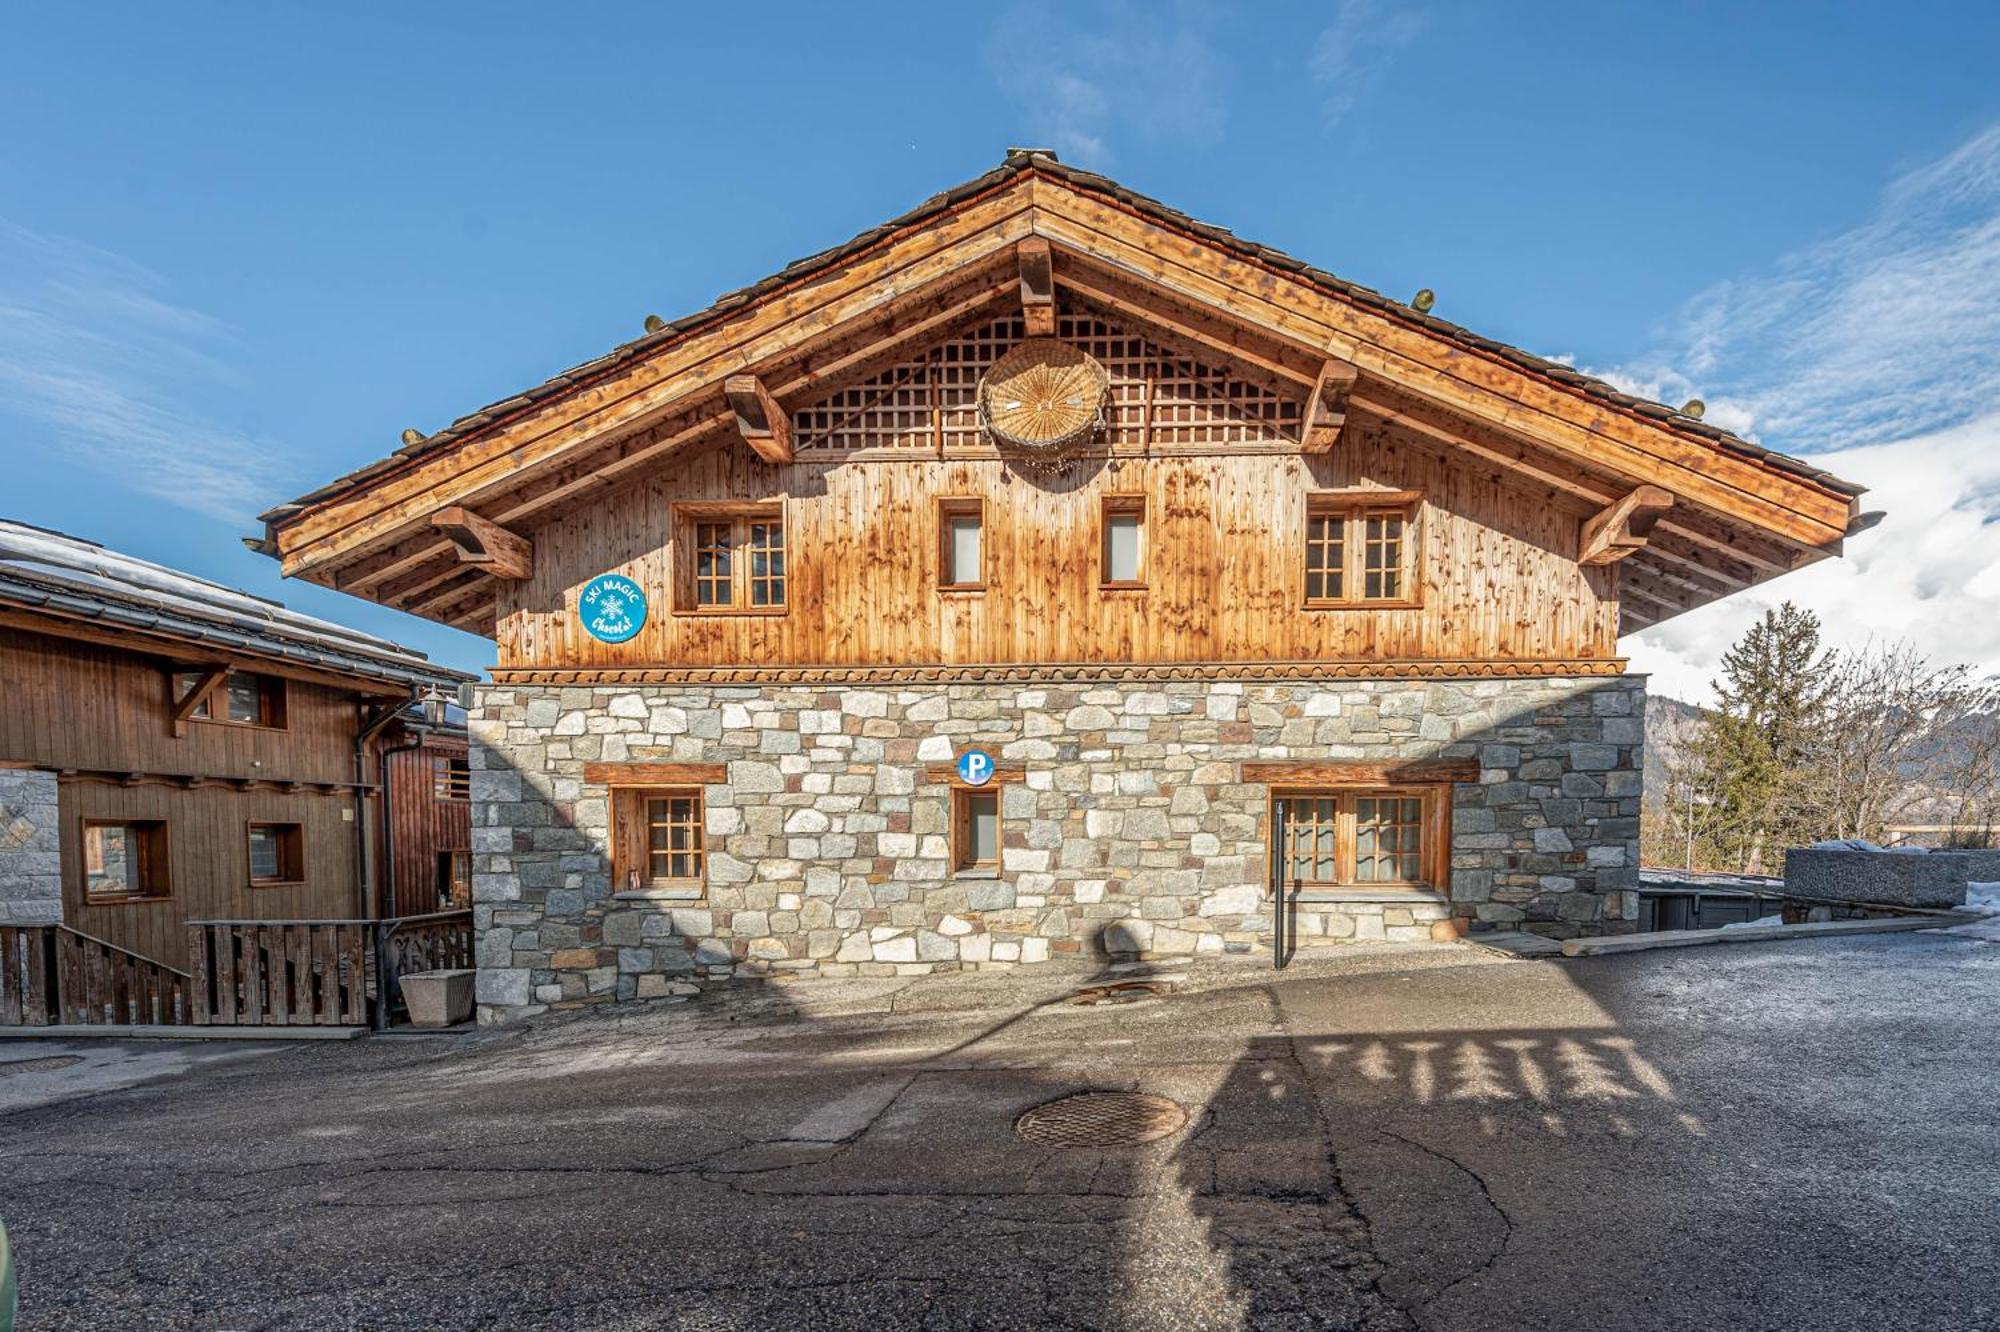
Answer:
xmin=956 ymin=749 xmax=995 ymax=786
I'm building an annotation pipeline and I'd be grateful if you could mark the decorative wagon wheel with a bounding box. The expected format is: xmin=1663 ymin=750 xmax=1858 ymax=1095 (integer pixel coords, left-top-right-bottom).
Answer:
xmin=977 ymin=337 xmax=1110 ymax=471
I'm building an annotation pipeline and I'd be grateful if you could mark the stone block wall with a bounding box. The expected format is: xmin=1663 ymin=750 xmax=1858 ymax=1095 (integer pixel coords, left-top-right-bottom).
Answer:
xmin=0 ymin=767 xmax=62 ymax=925
xmin=468 ymin=674 xmax=1644 ymax=1022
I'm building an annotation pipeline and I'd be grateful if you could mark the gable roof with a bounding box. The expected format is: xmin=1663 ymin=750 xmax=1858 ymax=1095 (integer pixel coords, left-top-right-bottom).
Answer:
xmin=0 ymin=520 xmax=474 ymax=693
xmin=264 ymin=150 xmax=1860 ymax=518
xmin=254 ymin=149 xmax=1870 ymax=637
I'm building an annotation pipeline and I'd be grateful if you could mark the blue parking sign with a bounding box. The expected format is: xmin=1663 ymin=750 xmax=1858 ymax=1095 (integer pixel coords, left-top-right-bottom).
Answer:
xmin=955 ymin=749 xmax=995 ymax=786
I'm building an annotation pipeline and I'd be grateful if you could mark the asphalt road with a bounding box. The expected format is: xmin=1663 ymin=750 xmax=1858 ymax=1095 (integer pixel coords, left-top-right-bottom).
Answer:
xmin=2 ymin=930 xmax=1995 ymax=1331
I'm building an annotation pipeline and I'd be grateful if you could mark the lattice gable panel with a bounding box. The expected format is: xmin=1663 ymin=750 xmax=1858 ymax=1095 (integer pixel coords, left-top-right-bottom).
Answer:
xmin=791 ymin=300 xmax=1303 ymax=454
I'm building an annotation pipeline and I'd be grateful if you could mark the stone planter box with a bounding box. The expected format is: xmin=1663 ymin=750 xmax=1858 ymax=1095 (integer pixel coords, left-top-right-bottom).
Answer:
xmin=1957 ymin=849 xmax=2000 ymax=885
xmin=1783 ymin=849 xmax=1969 ymax=909
xmin=400 ymin=968 xmax=476 ymax=1028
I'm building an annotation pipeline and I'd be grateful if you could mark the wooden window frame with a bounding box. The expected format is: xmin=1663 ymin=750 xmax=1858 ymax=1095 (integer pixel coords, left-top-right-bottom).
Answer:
xmin=672 ymin=501 xmax=787 ymax=615
xmin=174 ymin=669 xmax=287 ymax=730
xmin=246 ymin=821 xmax=306 ymax=889
xmin=936 ymin=497 xmax=986 ymax=593
xmin=1302 ymin=489 xmax=1423 ymax=610
xmin=952 ymin=786 xmax=1002 ymax=873
xmin=611 ymin=786 xmax=707 ymax=895
xmin=432 ymin=755 xmax=471 ymax=802
xmin=1268 ymin=784 xmax=1451 ymax=893
xmin=79 ymin=818 xmax=171 ymax=904
xmin=1098 ymin=493 xmax=1148 ymax=591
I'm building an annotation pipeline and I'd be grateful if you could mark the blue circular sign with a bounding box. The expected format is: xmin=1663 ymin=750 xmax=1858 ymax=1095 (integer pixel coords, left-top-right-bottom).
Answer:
xmin=956 ymin=748 xmax=996 ymax=786
xmin=579 ymin=573 xmax=646 ymax=644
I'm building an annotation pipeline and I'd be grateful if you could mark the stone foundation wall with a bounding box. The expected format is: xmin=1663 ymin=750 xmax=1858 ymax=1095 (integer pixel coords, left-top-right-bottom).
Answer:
xmin=0 ymin=768 xmax=62 ymax=925
xmin=469 ymin=675 xmax=1644 ymax=1022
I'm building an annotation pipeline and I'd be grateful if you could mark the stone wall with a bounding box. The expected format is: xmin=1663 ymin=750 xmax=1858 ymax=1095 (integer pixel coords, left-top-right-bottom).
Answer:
xmin=0 ymin=767 xmax=62 ymax=925
xmin=469 ymin=675 xmax=1645 ymax=1022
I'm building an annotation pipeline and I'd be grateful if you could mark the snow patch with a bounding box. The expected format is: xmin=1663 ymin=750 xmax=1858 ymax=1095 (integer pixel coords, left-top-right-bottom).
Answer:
xmin=1720 ymin=914 xmax=1785 ymax=930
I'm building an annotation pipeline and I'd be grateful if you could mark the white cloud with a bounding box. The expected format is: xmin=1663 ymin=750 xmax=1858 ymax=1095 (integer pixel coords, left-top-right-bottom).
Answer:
xmin=0 ymin=221 xmax=288 ymax=523
xmin=1612 ymin=125 xmax=2000 ymax=450
xmin=985 ymin=3 xmax=1227 ymax=169
xmin=1309 ymin=0 xmax=1427 ymax=128
xmin=1608 ymin=124 xmax=2000 ymax=702
xmin=1629 ymin=412 xmax=2000 ymax=703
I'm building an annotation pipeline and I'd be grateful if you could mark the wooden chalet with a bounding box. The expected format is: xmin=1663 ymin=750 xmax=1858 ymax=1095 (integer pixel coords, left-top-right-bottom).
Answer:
xmin=251 ymin=150 xmax=1874 ymax=1020
xmin=0 ymin=522 xmax=475 ymax=1028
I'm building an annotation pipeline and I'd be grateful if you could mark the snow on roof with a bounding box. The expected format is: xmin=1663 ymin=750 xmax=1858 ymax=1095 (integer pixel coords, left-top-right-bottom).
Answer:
xmin=0 ymin=519 xmax=476 ymax=691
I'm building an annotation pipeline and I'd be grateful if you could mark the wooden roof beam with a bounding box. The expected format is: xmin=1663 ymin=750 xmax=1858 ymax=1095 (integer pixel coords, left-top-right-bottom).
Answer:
xmin=1300 ymin=360 xmax=1360 ymax=453
xmin=274 ymin=190 xmax=1037 ymax=576
xmin=1622 ymin=568 xmax=1699 ymax=617
xmin=1350 ymin=387 xmax=1802 ymax=575
xmin=1029 ymin=179 xmax=1854 ymax=545
xmin=430 ymin=506 xmax=533 ymax=580
xmin=170 ymin=664 xmax=230 ymax=737
xmin=724 ymin=374 xmax=793 ymax=464
xmin=293 ymin=276 xmax=1015 ymax=614
xmin=1017 ymin=236 xmax=1056 ymax=336
xmin=1581 ymin=486 xmax=1675 ymax=566
xmin=1054 ymin=253 xmax=1323 ymax=382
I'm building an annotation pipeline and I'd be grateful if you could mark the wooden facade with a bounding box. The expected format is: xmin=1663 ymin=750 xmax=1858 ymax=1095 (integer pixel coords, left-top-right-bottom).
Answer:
xmin=258 ymin=152 xmax=1869 ymax=672
xmin=380 ymin=734 xmax=471 ymax=918
xmin=498 ymin=332 xmax=1617 ymax=672
xmin=0 ymin=581 xmax=471 ymax=974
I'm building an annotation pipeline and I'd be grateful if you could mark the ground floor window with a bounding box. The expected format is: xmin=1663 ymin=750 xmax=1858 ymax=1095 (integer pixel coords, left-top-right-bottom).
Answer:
xmin=1272 ymin=788 xmax=1438 ymax=890
xmin=613 ymin=787 xmax=706 ymax=891
xmin=81 ymin=819 xmax=169 ymax=902
xmin=247 ymin=822 xmax=305 ymax=887
xmin=953 ymin=787 xmax=1000 ymax=871
xmin=437 ymin=849 xmax=472 ymax=909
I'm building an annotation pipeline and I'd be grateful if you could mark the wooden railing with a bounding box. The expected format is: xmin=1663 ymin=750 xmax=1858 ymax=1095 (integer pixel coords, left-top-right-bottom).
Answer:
xmin=184 ymin=910 xmax=473 ymax=1028
xmin=1 ymin=925 xmax=193 ymax=1026
xmin=186 ymin=919 xmax=372 ymax=1027
xmin=3 ymin=912 xmax=475 ymax=1030
xmin=374 ymin=910 xmax=475 ymax=1030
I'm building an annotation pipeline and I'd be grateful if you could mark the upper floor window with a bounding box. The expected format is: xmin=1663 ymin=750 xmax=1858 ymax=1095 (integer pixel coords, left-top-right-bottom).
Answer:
xmin=175 ymin=670 xmax=286 ymax=728
xmin=247 ymin=821 xmax=305 ymax=887
xmin=1304 ymin=490 xmax=1422 ymax=608
xmin=674 ymin=503 xmax=785 ymax=613
xmin=432 ymin=756 xmax=470 ymax=802
xmin=1099 ymin=495 xmax=1146 ymax=588
xmin=938 ymin=498 xmax=985 ymax=590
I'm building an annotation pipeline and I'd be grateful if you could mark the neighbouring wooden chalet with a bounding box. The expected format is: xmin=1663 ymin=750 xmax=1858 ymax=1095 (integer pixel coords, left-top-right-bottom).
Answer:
xmin=0 ymin=521 xmax=475 ymax=1028
xmin=254 ymin=150 xmax=1875 ymax=1022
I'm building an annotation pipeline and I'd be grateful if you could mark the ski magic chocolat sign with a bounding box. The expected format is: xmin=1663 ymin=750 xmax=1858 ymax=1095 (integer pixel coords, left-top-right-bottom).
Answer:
xmin=579 ymin=573 xmax=647 ymax=644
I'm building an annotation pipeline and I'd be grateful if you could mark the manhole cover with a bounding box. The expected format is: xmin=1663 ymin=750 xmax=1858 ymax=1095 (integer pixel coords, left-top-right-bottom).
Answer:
xmin=1015 ymin=1091 xmax=1188 ymax=1147
xmin=1069 ymin=980 xmax=1171 ymax=1006
xmin=0 ymin=1056 xmax=83 ymax=1076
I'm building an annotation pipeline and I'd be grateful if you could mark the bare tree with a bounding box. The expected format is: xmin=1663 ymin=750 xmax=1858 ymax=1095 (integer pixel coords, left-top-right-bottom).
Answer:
xmin=1641 ymin=626 xmax=2000 ymax=870
xmin=1805 ymin=641 xmax=2000 ymax=846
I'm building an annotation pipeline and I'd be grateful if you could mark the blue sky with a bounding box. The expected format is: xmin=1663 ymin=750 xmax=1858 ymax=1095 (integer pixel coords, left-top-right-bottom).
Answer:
xmin=5 ymin=1 xmax=2000 ymax=699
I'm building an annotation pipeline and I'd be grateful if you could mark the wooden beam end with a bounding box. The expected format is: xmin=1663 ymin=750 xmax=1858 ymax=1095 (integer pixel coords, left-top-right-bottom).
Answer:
xmin=430 ymin=507 xmax=533 ymax=580
xmin=724 ymin=374 xmax=794 ymax=464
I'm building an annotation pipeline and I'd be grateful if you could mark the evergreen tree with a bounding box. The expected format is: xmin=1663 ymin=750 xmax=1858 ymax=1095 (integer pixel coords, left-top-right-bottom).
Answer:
xmin=1692 ymin=602 xmax=1833 ymax=872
